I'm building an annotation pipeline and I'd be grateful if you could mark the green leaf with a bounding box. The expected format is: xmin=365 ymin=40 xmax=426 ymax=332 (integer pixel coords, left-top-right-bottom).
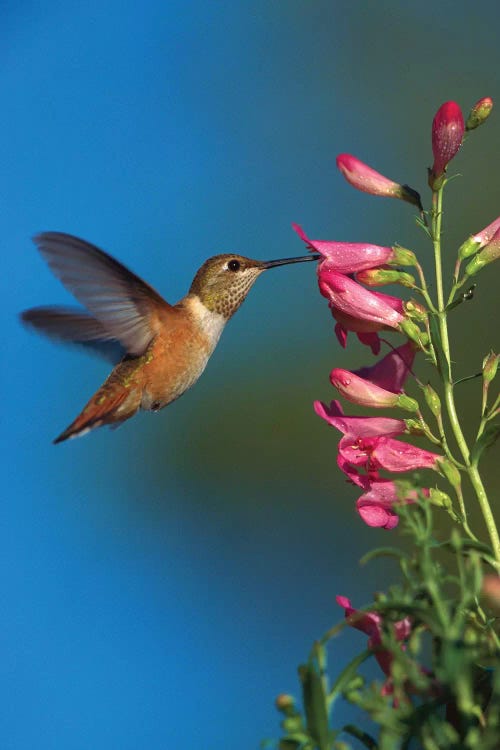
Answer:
xmin=328 ymin=649 xmax=372 ymax=707
xmin=299 ymin=649 xmax=331 ymax=750
xmin=471 ymin=423 xmax=500 ymax=466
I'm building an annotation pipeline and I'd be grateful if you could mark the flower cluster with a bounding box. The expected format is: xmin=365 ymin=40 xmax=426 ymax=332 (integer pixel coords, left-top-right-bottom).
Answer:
xmin=293 ymin=99 xmax=497 ymax=528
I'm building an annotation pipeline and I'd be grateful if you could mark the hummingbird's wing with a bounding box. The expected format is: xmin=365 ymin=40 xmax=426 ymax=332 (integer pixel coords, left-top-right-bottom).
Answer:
xmin=21 ymin=306 xmax=125 ymax=363
xmin=32 ymin=232 xmax=172 ymax=356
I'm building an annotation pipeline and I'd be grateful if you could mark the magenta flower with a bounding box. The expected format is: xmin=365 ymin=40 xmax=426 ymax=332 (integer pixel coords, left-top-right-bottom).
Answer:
xmin=331 ymin=309 xmax=383 ymax=354
xmin=459 ymin=216 xmax=500 ymax=260
xmin=338 ymin=434 xmax=441 ymax=481
xmin=336 ymin=154 xmax=422 ymax=210
xmin=314 ymin=399 xmax=407 ymax=439
xmin=356 ymin=480 xmax=409 ymax=529
xmin=430 ymin=101 xmax=465 ymax=182
xmin=353 ymin=341 xmax=416 ymax=393
xmin=318 ymin=269 xmax=405 ymax=329
xmin=336 ymin=594 xmax=412 ymax=687
xmin=329 ymin=368 xmax=417 ymax=411
xmin=292 ymin=223 xmax=395 ymax=272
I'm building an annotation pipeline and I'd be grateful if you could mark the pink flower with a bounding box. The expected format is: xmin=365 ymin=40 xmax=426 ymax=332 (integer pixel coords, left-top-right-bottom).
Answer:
xmin=473 ymin=216 xmax=500 ymax=248
xmin=339 ymin=434 xmax=441 ymax=478
xmin=292 ymin=223 xmax=395 ymax=272
xmin=465 ymin=227 xmax=500 ymax=276
xmin=314 ymin=399 xmax=407 ymax=439
xmin=357 ymin=480 xmax=431 ymax=529
xmin=459 ymin=216 xmax=500 ymax=260
xmin=331 ymin=309 xmax=383 ymax=354
xmin=329 ymin=369 xmax=417 ymax=411
xmin=336 ymin=154 xmax=422 ymax=210
xmin=318 ymin=269 xmax=404 ymax=329
xmin=353 ymin=341 xmax=416 ymax=393
xmin=430 ymin=101 xmax=465 ymax=181
xmin=466 ymin=96 xmax=493 ymax=131
xmin=336 ymin=595 xmax=412 ymax=684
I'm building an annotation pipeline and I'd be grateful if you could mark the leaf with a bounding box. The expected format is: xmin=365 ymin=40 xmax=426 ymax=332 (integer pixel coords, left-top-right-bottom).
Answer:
xmin=299 ymin=648 xmax=331 ymax=750
xmin=471 ymin=423 xmax=500 ymax=466
xmin=328 ymin=649 xmax=372 ymax=707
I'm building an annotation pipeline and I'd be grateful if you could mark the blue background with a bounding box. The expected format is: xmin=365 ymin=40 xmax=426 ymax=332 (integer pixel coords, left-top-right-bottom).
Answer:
xmin=2 ymin=2 xmax=500 ymax=748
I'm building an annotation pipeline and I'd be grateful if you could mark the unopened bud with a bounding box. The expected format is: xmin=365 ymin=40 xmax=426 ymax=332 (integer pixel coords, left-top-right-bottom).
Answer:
xmin=399 ymin=319 xmax=428 ymax=349
xmin=436 ymin=458 xmax=462 ymax=490
xmin=395 ymin=393 xmax=419 ymax=413
xmin=391 ymin=245 xmax=418 ymax=267
xmin=336 ymin=153 xmax=423 ymax=210
xmin=483 ymin=352 xmax=500 ymax=384
xmin=275 ymin=694 xmax=296 ymax=713
xmin=466 ymin=97 xmax=493 ymax=131
xmin=356 ymin=268 xmax=415 ymax=288
xmin=404 ymin=299 xmax=428 ymax=323
xmin=423 ymin=383 xmax=441 ymax=418
xmin=430 ymin=101 xmax=465 ymax=186
xmin=404 ymin=418 xmax=426 ymax=435
xmin=429 ymin=487 xmax=452 ymax=509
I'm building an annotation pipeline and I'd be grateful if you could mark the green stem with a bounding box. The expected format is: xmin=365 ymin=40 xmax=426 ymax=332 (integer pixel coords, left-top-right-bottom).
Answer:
xmin=431 ymin=186 xmax=500 ymax=566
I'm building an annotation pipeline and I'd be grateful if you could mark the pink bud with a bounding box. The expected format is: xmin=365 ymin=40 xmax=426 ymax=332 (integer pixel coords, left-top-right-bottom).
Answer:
xmin=430 ymin=101 xmax=465 ymax=181
xmin=318 ymin=269 xmax=404 ymax=329
xmin=481 ymin=575 xmax=500 ymax=614
xmin=292 ymin=223 xmax=394 ymax=272
xmin=336 ymin=154 xmax=422 ymax=210
xmin=466 ymin=97 xmax=493 ymax=131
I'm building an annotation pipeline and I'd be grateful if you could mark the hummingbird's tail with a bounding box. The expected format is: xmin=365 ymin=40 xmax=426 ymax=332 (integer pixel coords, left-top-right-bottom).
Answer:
xmin=53 ymin=383 xmax=141 ymax=443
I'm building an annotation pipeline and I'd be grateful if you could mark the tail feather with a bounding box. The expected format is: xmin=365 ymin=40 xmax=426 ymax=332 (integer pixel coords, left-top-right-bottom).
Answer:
xmin=53 ymin=386 xmax=137 ymax=444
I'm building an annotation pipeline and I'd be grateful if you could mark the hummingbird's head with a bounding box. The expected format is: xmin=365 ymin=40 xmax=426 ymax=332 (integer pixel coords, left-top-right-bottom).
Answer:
xmin=189 ymin=252 xmax=320 ymax=318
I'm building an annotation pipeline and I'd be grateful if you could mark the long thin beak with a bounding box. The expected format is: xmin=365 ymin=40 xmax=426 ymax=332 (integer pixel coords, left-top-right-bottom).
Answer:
xmin=261 ymin=254 xmax=321 ymax=269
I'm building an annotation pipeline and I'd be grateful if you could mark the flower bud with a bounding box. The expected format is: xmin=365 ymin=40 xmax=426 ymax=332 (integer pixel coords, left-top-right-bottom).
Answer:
xmin=483 ymin=352 xmax=500 ymax=384
xmin=436 ymin=458 xmax=462 ymax=491
xmin=428 ymin=487 xmax=452 ymax=509
xmin=391 ymin=245 xmax=418 ymax=267
xmin=275 ymin=694 xmax=296 ymax=713
xmin=399 ymin=319 xmax=428 ymax=349
xmin=336 ymin=153 xmax=422 ymax=210
xmin=465 ymin=228 xmax=500 ymax=276
xmin=466 ymin=97 xmax=493 ymax=131
xmin=356 ymin=268 xmax=415 ymax=288
xmin=430 ymin=101 xmax=465 ymax=186
xmin=423 ymin=383 xmax=441 ymax=418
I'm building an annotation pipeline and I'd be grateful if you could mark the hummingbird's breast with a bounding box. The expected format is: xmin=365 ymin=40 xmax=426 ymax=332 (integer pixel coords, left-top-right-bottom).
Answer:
xmin=140 ymin=296 xmax=226 ymax=411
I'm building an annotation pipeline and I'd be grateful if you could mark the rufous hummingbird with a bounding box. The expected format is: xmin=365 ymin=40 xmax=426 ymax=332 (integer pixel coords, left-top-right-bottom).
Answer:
xmin=21 ymin=232 xmax=319 ymax=443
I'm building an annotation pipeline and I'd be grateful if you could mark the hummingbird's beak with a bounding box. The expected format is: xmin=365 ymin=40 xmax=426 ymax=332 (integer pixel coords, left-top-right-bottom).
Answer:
xmin=261 ymin=254 xmax=321 ymax=269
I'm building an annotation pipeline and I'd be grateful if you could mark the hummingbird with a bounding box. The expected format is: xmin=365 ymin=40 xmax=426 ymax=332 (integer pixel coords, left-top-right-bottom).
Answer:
xmin=21 ymin=232 xmax=319 ymax=443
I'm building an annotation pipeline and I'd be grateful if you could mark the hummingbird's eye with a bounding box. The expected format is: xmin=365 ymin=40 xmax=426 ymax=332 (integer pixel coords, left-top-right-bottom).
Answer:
xmin=227 ymin=259 xmax=241 ymax=272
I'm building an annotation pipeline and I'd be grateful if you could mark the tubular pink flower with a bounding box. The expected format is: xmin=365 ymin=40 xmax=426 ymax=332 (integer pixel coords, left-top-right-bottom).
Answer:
xmin=332 ymin=310 xmax=382 ymax=354
xmin=473 ymin=216 xmax=500 ymax=248
xmin=314 ymin=399 xmax=407 ymax=438
xmin=336 ymin=154 xmax=422 ymax=210
xmin=465 ymin=228 xmax=500 ymax=276
xmin=318 ymin=269 xmax=404 ymax=329
xmin=354 ymin=341 xmax=416 ymax=393
xmin=292 ymin=223 xmax=395 ymax=272
xmin=336 ymin=594 xmax=412 ymax=678
xmin=356 ymin=480 xmax=403 ymax=529
xmin=329 ymin=369 xmax=417 ymax=411
xmin=431 ymin=101 xmax=465 ymax=179
xmin=339 ymin=434 xmax=441 ymax=476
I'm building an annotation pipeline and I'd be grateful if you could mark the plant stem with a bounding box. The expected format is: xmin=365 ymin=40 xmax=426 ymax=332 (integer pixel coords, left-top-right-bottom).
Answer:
xmin=431 ymin=186 xmax=500 ymax=566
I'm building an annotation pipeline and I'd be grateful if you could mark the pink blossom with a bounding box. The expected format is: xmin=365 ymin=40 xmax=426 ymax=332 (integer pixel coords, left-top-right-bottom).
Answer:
xmin=329 ymin=369 xmax=417 ymax=411
xmin=356 ymin=480 xmax=428 ymax=529
xmin=353 ymin=341 xmax=416 ymax=393
xmin=339 ymin=434 xmax=441 ymax=477
xmin=431 ymin=101 xmax=465 ymax=180
xmin=336 ymin=595 xmax=412 ymax=681
xmin=473 ymin=216 xmax=500 ymax=248
xmin=318 ymin=269 xmax=404 ymax=329
xmin=314 ymin=399 xmax=407 ymax=438
xmin=336 ymin=154 xmax=422 ymax=210
xmin=292 ymin=223 xmax=395 ymax=272
xmin=331 ymin=310 xmax=382 ymax=354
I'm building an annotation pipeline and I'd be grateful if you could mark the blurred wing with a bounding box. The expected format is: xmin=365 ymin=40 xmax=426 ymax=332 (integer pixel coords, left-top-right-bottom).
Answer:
xmin=21 ymin=306 xmax=125 ymax=363
xmin=33 ymin=232 xmax=171 ymax=355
